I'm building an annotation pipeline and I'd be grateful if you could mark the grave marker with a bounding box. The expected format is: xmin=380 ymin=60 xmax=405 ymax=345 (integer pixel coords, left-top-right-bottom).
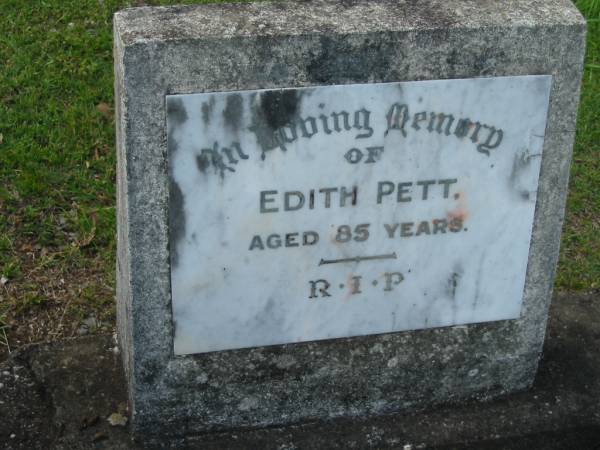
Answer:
xmin=114 ymin=1 xmax=586 ymax=444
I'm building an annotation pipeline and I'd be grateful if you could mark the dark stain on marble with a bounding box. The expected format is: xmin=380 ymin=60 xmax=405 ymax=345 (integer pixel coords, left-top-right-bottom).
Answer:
xmin=168 ymin=179 xmax=186 ymax=269
xmin=223 ymin=93 xmax=243 ymax=130
xmin=248 ymin=89 xmax=301 ymax=159
xmin=202 ymin=96 xmax=216 ymax=125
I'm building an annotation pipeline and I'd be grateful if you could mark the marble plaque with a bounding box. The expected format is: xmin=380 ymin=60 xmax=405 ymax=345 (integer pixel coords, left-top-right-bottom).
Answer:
xmin=167 ymin=76 xmax=551 ymax=355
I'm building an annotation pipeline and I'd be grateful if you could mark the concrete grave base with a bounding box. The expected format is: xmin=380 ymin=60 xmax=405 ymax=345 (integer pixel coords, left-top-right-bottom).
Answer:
xmin=113 ymin=0 xmax=586 ymax=443
xmin=0 ymin=293 xmax=599 ymax=449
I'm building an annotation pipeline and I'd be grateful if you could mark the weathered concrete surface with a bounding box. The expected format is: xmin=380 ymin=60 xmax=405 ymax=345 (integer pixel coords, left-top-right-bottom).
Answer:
xmin=1 ymin=292 xmax=598 ymax=449
xmin=114 ymin=0 xmax=586 ymax=441
xmin=0 ymin=336 xmax=130 ymax=450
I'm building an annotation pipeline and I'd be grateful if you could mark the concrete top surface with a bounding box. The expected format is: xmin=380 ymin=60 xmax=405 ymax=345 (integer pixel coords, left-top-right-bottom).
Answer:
xmin=114 ymin=0 xmax=585 ymax=45
xmin=1 ymin=291 xmax=599 ymax=449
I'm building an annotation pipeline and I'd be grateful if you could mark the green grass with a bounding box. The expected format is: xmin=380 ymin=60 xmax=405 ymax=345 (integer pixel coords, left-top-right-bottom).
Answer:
xmin=577 ymin=0 xmax=600 ymax=17
xmin=556 ymin=1 xmax=600 ymax=290
xmin=0 ymin=2 xmax=122 ymax=349
xmin=0 ymin=0 xmax=598 ymax=354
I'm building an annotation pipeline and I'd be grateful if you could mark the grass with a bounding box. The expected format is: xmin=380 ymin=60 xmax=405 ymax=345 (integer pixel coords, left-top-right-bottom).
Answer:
xmin=556 ymin=1 xmax=600 ymax=290
xmin=0 ymin=0 xmax=598 ymax=358
xmin=577 ymin=0 xmax=600 ymax=17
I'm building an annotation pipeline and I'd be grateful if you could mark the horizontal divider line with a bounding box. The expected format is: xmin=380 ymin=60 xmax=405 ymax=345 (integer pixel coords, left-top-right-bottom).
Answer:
xmin=319 ymin=252 xmax=397 ymax=266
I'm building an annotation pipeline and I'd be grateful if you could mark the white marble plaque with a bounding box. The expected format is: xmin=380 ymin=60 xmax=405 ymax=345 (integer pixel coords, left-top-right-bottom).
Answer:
xmin=167 ymin=76 xmax=552 ymax=355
